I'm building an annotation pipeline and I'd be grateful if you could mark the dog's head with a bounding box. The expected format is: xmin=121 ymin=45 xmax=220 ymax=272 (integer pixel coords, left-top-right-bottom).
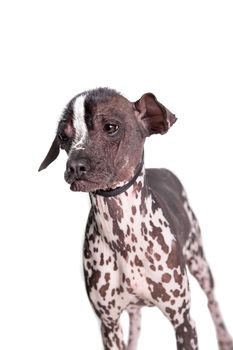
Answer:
xmin=39 ymin=88 xmax=176 ymax=192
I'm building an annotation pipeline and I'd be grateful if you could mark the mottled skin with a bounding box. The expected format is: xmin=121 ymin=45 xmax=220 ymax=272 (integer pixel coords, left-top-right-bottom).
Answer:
xmin=39 ymin=88 xmax=233 ymax=350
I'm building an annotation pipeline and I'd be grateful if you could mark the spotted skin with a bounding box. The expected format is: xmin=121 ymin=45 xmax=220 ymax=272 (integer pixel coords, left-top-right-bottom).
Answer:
xmin=39 ymin=88 xmax=233 ymax=349
xmin=127 ymin=307 xmax=141 ymax=350
xmin=183 ymin=190 xmax=233 ymax=350
xmin=84 ymin=167 xmax=199 ymax=349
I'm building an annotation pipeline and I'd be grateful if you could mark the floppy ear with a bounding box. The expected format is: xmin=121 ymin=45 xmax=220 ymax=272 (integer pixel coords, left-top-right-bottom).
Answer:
xmin=134 ymin=93 xmax=177 ymax=136
xmin=38 ymin=136 xmax=60 ymax=172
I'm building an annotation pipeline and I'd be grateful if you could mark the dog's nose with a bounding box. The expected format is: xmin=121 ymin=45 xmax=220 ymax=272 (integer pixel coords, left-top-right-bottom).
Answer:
xmin=67 ymin=158 xmax=91 ymax=179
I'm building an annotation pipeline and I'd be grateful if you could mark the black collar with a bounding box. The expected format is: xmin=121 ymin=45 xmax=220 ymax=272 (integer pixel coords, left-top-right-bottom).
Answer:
xmin=94 ymin=158 xmax=144 ymax=198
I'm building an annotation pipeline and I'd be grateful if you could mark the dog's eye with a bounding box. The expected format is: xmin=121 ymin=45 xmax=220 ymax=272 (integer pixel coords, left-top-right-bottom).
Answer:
xmin=103 ymin=123 xmax=119 ymax=135
xmin=58 ymin=133 xmax=69 ymax=142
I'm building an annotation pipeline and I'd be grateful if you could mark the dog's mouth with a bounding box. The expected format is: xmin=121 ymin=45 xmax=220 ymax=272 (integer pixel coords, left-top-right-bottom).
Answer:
xmin=64 ymin=168 xmax=132 ymax=193
xmin=65 ymin=172 xmax=108 ymax=192
xmin=66 ymin=174 xmax=126 ymax=193
xmin=70 ymin=179 xmax=100 ymax=192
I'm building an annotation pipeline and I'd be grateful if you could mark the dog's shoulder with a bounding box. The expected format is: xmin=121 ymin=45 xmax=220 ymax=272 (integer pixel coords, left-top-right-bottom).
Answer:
xmin=145 ymin=168 xmax=191 ymax=246
xmin=145 ymin=168 xmax=184 ymax=196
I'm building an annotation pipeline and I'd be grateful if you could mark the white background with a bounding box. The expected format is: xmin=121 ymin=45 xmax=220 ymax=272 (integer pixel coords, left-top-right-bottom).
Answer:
xmin=0 ymin=0 xmax=233 ymax=349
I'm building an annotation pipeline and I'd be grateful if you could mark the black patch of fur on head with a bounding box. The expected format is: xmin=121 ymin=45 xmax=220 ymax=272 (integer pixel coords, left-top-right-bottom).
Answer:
xmin=83 ymin=88 xmax=121 ymax=131
xmin=85 ymin=87 xmax=121 ymax=106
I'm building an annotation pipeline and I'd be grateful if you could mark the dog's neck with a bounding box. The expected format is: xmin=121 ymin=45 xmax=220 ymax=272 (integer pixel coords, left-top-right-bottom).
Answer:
xmin=89 ymin=166 xmax=155 ymax=252
xmin=94 ymin=158 xmax=144 ymax=198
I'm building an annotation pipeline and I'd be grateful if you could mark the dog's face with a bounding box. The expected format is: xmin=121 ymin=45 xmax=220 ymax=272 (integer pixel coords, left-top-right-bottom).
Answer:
xmin=39 ymin=88 xmax=176 ymax=192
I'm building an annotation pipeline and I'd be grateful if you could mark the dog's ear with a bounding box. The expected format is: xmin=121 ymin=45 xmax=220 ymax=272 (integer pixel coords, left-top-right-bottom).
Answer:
xmin=134 ymin=93 xmax=177 ymax=136
xmin=38 ymin=136 xmax=60 ymax=172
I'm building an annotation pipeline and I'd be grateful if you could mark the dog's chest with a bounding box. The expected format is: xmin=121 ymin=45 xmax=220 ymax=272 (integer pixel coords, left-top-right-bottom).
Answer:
xmin=84 ymin=183 xmax=183 ymax=312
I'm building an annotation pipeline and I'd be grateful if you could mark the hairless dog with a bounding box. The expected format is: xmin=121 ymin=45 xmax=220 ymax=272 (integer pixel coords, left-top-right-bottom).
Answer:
xmin=39 ymin=88 xmax=233 ymax=350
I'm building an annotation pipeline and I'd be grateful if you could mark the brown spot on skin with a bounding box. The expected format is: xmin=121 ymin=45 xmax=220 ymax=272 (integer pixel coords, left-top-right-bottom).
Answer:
xmin=131 ymin=233 xmax=137 ymax=243
xmin=106 ymin=256 xmax=112 ymax=265
xmin=151 ymin=198 xmax=158 ymax=213
xmin=108 ymin=299 xmax=116 ymax=309
xmin=99 ymin=272 xmax=110 ymax=298
xmin=126 ymin=244 xmax=131 ymax=252
xmin=134 ymin=255 xmax=143 ymax=267
xmin=149 ymin=222 xmax=169 ymax=254
xmin=103 ymin=212 xmax=109 ymax=221
xmin=147 ymin=241 xmax=154 ymax=254
xmin=174 ymin=269 xmax=183 ymax=287
xmin=100 ymin=253 xmax=104 ymax=266
xmin=162 ymin=273 xmax=172 ymax=283
xmin=99 ymin=282 xmax=110 ymax=298
xmin=173 ymin=289 xmax=180 ymax=297
xmin=89 ymin=269 xmax=101 ymax=290
xmin=130 ymin=217 xmax=134 ymax=223
xmin=133 ymin=180 xmax=142 ymax=195
xmin=146 ymin=277 xmax=170 ymax=302
xmin=139 ymin=186 xmax=148 ymax=217
xmin=97 ymin=302 xmax=110 ymax=316
xmin=150 ymin=265 xmax=156 ymax=271
xmin=180 ymin=289 xmax=186 ymax=297
xmin=165 ymin=307 xmax=176 ymax=325
xmin=127 ymin=288 xmax=134 ymax=294
xmin=131 ymin=206 xmax=137 ymax=215
xmin=116 ymin=286 xmax=124 ymax=295
xmin=105 ymin=272 xmax=110 ymax=282
xmin=126 ymin=278 xmax=131 ymax=286
xmin=84 ymin=244 xmax=92 ymax=259
xmin=166 ymin=240 xmax=179 ymax=269
xmin=141 ymin=222 xmax=148 ymax=236
xmin=111 ymin=221 xmax=128 ymax=261
xmin=145 ymin=252 xmax=154 ymax=264
xmin=106 ymin=198 xmax=124 ymax=222
xmin=178 ymin=299 xmax=188 ymax=314
xmin=155 ymin=253 xmax=161 ymax=261
xmin=158 ymin=265 xmax=163 ymax=271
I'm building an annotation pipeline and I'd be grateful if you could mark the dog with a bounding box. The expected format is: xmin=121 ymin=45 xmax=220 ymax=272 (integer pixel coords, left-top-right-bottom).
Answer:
xmin=39 ymin=88 xmax=233 ymax=350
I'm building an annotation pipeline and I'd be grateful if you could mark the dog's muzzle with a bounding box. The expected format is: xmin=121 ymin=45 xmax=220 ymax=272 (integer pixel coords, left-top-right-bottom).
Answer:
xmin=65 ymin=157 xmax=91 ymax=183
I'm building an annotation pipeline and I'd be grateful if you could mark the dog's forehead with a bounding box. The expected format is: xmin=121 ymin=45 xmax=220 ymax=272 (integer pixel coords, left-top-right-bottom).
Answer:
xmin=61 ymin=88 xmax=132 ymax=129
xmin=59 ymin=88 xmax=132 ymax=150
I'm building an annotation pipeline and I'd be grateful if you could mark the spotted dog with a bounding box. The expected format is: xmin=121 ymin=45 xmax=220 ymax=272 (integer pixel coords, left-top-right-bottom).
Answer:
xmin=39 ymin=88 xmax=233 ymax=350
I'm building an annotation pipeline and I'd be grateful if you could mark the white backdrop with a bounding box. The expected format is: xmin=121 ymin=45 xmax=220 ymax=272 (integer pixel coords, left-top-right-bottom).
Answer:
xmin=0 ymin=0 xmax=233 ymax=349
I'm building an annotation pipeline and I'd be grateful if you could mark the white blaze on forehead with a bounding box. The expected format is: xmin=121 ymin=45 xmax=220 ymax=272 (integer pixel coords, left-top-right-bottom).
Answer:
xmin=72 ymin=94 xmax=88 ymax=150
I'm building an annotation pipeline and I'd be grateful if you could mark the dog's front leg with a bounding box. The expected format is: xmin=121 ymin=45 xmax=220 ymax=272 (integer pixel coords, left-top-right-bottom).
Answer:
xmin=156 ymin=268 xmax=199 ymax=350
xmin=174 ymin=310 xmax=198 ymax=350
xmin=101 ymin=319 xmax=126 ymax=350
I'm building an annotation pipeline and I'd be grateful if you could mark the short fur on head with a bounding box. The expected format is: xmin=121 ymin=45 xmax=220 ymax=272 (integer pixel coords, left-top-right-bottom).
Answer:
xmin=39 ymin=87 xmax=176 ymax=192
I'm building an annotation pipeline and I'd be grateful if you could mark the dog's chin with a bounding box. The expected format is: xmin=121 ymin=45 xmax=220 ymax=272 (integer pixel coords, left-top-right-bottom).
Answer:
xmin=69 ymin=180 xmax=101 ymax=192
xmin=69 ymin=178 xmax=128 ymax=193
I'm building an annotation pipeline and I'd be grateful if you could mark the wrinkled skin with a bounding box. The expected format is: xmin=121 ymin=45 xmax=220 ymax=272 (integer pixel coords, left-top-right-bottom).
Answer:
xmin=39 ymin=88 xmax=175 ymax=192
